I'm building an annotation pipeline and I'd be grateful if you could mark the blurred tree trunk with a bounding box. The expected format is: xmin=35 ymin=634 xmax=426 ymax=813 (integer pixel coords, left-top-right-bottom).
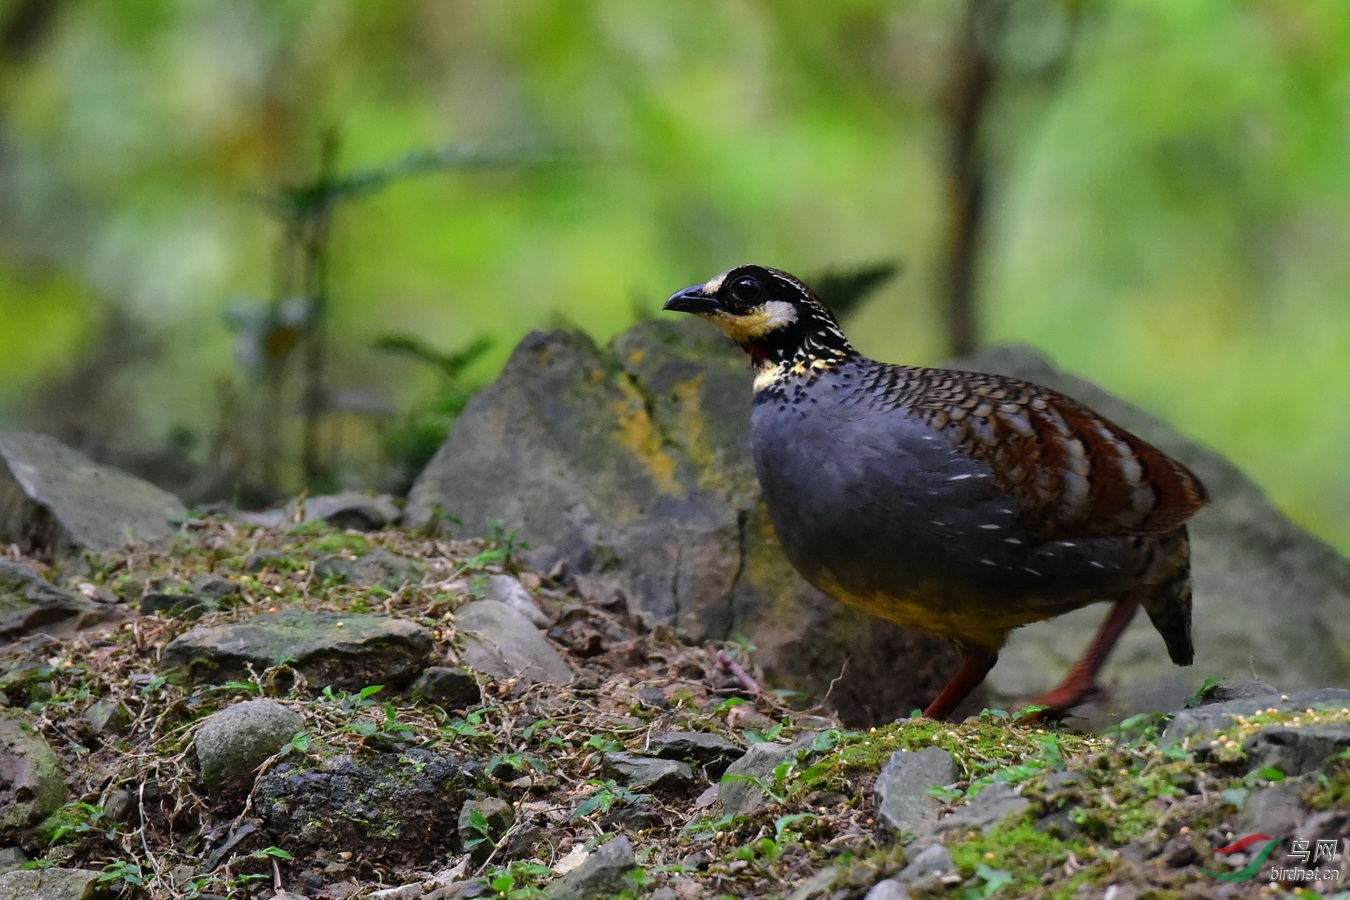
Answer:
xmin=941 ymin=0 xmax=1006 ymax=357
xmin=1 ymin=0 xmax=61 ymax=59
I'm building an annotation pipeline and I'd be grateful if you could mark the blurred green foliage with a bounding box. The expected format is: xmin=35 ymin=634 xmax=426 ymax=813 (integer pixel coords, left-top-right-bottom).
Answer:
xmin=0 ymin=0 xmax=1347 ymax=551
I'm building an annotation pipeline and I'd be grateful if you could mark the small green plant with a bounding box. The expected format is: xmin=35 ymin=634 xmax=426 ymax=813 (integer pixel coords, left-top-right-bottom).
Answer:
xmin=1184 ymin=675 xmax=1225 ymax=708
xmin=43 ymin=802 xmax=114 ymax=845
xmin=742 ymin=720 xmax=787 ymax=744
xmin=963 ymin=862 xmax=1013 ymax=899
xmin=585 ymin=734 xmax=624 ymax=753
xmin=488 ymin=751 xmax=549 ymax=780
xmin=249 ymin=845 xmax=294 ymax=862
xmin=573 ymin=779 xmax=651 ymax=819
xmin=1102 ymin=711 xmax=1171 ymax=747
xmin=443 ymin=708 xmax=487 ymax=739
xmin=97 ymin=860 xmax=144 ymax=890
xmin=464 ymin=808 xmax=498 ymax=853
xmin=485 ymin=861 xmax=553 ymax=899
xmin=720 ymin=759 xmax=795 ymax=806
xmin=463 ymin=523 xmax=529 ymax=570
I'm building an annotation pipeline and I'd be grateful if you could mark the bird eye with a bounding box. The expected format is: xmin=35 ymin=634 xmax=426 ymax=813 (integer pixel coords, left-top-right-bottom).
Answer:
xmin=729 ymin=275 xmax=761 ymax=303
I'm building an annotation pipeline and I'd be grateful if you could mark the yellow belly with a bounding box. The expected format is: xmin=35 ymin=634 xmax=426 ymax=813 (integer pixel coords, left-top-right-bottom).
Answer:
xmin=813 ymin=569 xmax=1065 ymax=652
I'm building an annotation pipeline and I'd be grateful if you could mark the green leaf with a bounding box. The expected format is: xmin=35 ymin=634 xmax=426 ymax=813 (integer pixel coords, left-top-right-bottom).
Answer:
xmin=1220 ymin=787 xmax=1249 ymax=810
xmin=1184 ymin=676 xmax=1225 ymax=708
xmin=973 ymin=863 xmax=1013 ymax=897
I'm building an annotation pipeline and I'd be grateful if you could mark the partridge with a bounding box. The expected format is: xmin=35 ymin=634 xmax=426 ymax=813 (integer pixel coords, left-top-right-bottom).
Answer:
xmin=665 ymin=264 xmax=1207 ymax=720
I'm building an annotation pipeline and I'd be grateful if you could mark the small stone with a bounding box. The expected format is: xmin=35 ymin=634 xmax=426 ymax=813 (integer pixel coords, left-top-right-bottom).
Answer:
xmin=81 ymin=699 xmax=128 ymax=739
xmin=1158 ymin=835 xmax=1200 ymax=869
xmin=371 ymin=886 xmax=425 ymax=900
xmin=456 ymin=600 xmax=574 ymax=685
xmin=504 ymin=822 xmax=548 ymax=859
xmin=931 ymin=783 xmax=1030 ymax=836
xmin=0 ymin=867 xmax=102 ymax=900
xmin=0 ymin=847 xmax=27 ymax=873
xmin=603 ymin=752 xmax=694 ymax=791
xmin=725 ymin=705 xmax=775 ymax=731
xmin=875 ymin=747 xmax=956 ymax=838
xmin=140 ymin=591 xmax=216 ymax=620
xmin=864 ymin=878 xmax=911 ymax=900
xmin=483 ymin=574 xmax=551 ymax=628
xmin=1034 ymin=808 xmax=1082 ymax=841
xmin=191 ymin=575 xmax=241 ymax=602
xmin=195 ymin=699 xmax=304 ymax=798
xmin=245 ymin=550 xmax=288 ymax=573
xmin=648 ymin=731 xmax=742 ymax=772
xmin=304 ymin=492 xmax=401 ymax=531
xmin=544 ymin=836 xmax=639 ymax=900
xmin=254 ymin=749 xmax=468 ymax=863
xmin=315 ymin=549 xmax=423 ymax=589
xmin=412 ymin=666 xmax=482 ymax=710
xmin=637 ymin=686 xmax=669 ymax=710
xmin=719 ymin=742 xmax=796 ymax=818
xmin=896 ymin=844 xmax=954 ymax=885
xmin=0 ymin=560 xmax=118 ymax=641
xmin=1240 ymin=781 xmax=1308 ymax=837
xmin=783 ymin=869 xmax=837 ymax=900
xmin=1190 ymin=678 xmax=1279 ymax=706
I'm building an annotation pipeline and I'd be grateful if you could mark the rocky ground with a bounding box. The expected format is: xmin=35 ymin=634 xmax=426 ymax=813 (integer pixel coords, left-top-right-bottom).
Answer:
xmin=4 ymin=323 xmax=1350 ymax=899
xmin=2 ymin=508 xmax=1349 ymax=900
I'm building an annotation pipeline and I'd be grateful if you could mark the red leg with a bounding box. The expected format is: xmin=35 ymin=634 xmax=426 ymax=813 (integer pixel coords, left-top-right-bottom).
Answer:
xmin=923 ymin=647 xmax=998 ymax=720
xmin=1021 ymin=595 xmax=1140 ymax=719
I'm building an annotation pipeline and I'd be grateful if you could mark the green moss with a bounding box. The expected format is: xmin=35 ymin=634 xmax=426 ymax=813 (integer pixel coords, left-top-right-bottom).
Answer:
xmin=303 ymin=532 xmax=371 ymax=554
xmin=1305 ymin=761 xmax=1350 ymax=810
xmin=788 ymin=718 xmax=1101 ymax=802
xmin=941 ymin=821 xmax=1104 ymax=900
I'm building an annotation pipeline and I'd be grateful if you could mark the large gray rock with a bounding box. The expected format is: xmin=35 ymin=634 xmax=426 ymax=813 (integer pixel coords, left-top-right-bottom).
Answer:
xmin=0 ymin=711 xmax=68 ymax=842
xmin=162 ymin=609 xmax=434 ymax=688
xmin=0 ymin=560 xmax=118 ymax=643
xmin=195 ymin=699 xmax=305 ymax=797
xmin=1243 ymin=724 xmax=1350 ymax=776
xmin=943 ymin=345 xmax=1350 ymax=722
xmin=0 ymin=430 xmax=186 ymax=558
xmin=408 ymin=322 xmax=960 ymax=725
xmin=1161 ymin=688 xmax=1350 ymax=745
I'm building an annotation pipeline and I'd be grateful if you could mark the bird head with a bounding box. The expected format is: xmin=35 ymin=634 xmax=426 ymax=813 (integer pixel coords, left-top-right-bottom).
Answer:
xmin=664 ymin=264 xmax=853 ymax=366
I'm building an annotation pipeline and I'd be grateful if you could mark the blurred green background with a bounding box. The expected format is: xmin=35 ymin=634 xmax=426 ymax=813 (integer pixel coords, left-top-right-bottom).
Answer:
xmin=0 ymin=0 xmax=1347 ymax=553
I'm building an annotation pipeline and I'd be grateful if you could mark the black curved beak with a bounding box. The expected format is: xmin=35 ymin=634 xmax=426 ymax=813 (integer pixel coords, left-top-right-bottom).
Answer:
xmin=664 ymin=285 xmax=721 ymax=315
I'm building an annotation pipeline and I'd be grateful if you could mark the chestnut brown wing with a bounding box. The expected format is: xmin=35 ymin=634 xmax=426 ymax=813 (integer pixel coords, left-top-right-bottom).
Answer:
xmin=895 ymin=367 xmax=1208 ymax=541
